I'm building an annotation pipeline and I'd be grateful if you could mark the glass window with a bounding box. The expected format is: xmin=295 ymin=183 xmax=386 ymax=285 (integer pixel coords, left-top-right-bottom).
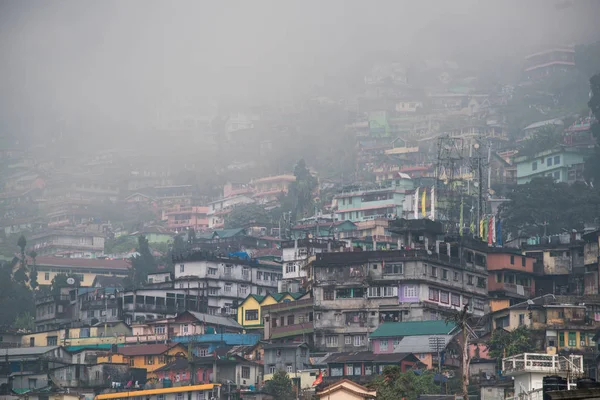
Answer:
xmin=532 ymin=161 xmax=537 ymax=171
xmin=380 ymin=339 xmax=388 ymax=351
xmin=346 ymin=364 xmax=353 ymax=376
xmin=554 ymin=155 xmax=560 ymax=165
xmin=568 ymin=332 xmax=577 ymax=347
xmin=553 ymin=171 xmax=560 ymax=179
xmin=286 ymin=365 xmax=293 ymax=373
xmin=345 ymin=336 xmax=352 ymax=345
xmin=547 ymin=157 xmax=553 ymax=166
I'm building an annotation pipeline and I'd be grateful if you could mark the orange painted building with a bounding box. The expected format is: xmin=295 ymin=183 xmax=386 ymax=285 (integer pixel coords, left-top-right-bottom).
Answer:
xmin=487 ymin=251 xmax=537 ymax=312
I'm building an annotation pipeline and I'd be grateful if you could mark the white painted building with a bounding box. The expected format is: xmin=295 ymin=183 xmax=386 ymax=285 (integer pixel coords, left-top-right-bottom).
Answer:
xmin=174 ymin=254 xmax=282 ymax=316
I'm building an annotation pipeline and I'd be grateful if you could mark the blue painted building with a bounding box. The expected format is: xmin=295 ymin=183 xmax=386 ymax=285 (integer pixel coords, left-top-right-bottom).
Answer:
xmin=515 ymin=147 xmax=590 ymax=185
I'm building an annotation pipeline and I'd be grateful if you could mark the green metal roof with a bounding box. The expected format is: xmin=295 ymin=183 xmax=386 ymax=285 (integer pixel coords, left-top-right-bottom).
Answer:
xmin=249 ymin=294 xmax=265 ymax=303
xmin=289 ymin=292 xmax=304 ymax=300
xmin=269 ymin=293 xmax=286 ymax=302
xmin=271 ymin=327 xmax=314 ymax=339
xmin=370 ymin=320 xmax=456 ymax=338
xmin=66 ymin=344 xmax=124 ymax=352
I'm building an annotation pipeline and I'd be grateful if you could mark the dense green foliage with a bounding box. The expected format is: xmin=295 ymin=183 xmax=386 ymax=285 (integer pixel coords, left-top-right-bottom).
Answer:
xmin=263 ymin=370 xmax=295 ymax=400
xmin=51 ymin=272 xmax=81 ymax=296
xmin=224 ymin=203 xmax=273 ymax=229
xmin=127 ymin=235 xmax=158 ymax=287
xmin=0 ymin=260 xmax=34 ymax=330
xmin=488 ymin=326 xmax=534 ymax=359
xmin=368 ymin=367 xmax=439 ymax=400
xmin=500 ymin=178 xmax=600 ymax=238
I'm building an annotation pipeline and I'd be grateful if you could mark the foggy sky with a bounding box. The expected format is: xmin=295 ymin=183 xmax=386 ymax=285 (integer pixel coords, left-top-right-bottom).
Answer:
xmin=1 ymin=0 xmax=599 ymax=144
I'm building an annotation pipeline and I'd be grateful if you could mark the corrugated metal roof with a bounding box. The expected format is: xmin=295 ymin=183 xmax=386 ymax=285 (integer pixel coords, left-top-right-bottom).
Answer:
xmin=0 ymin=346 xmax=59 ymax=356
xmin=370 ymin=320 xmax=456 ymax=338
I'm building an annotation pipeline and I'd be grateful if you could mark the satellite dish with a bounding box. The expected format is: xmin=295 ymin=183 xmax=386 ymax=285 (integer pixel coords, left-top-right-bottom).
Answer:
xmin=67 ymin=277 xmax=75 ymax=285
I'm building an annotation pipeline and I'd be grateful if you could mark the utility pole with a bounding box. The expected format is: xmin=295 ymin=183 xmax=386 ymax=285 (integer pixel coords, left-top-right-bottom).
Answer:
xmin=429 ymin=336 xmax=446 ymax=394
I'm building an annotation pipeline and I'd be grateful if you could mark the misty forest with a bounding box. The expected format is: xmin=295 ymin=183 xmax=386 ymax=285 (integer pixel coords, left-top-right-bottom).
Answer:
xmin=1 ymin=1 xmax=600 ymax=400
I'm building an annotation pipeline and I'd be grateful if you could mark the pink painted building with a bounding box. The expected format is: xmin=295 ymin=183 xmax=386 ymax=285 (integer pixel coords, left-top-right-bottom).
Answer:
xmin=165 ymin=205 xmax=209 ymax=232
xmin=251 ymin=174 xmax=296 ymax=204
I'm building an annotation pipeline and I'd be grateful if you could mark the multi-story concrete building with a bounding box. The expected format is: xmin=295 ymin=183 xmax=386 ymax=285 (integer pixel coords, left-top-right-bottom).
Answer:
xmin=173 ymin=251 xmax=282 ymax=316
xmin=206 ymin=194 xmax=255 ymax=229
xmin=250 ymin=174 xmax=296 ymax=204
xmin=164 ymin=205 xmax=209 ymax=232
xmin=28 ymin=256 xmax=129 ymax=287
xmin=263 ymin=342 xmax=310 ymax=377
xmin=262 ymin=293 xmax=314 ymax=346
xmin=487 ymin=249 xmax=537 ymax=312
xmin=29 ymin=230 xmax=106 ymax=258
xmin=311 ymin=219 xmax=488 ymax=352
xmin=281 ymin=239 xmax=346 ymax=287
xmin=515 ymin=147 xmax=590 ymax=185
xmin=333 ymin=178 xmax=413 ymax=223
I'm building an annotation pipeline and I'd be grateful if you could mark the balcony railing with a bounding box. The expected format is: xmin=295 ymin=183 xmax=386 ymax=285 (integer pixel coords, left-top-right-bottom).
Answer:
xmin=263 ymin=298 xmax=313 ymax=313
xmin=502 ymin=353 xmax=584 ymax=376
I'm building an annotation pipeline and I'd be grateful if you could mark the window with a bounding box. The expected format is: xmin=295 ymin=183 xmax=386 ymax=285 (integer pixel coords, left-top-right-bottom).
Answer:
xmin=474 ymin=298 xmax=485 ymax=310
xmin=547 ymin=157 xmax=553 ymax=166
xmin=245 ymin=310 xmax=259 ymax=321
xmin=199 ymin=348 xmax=208 ymax=357
xmin=510 ymin=255 xmax=515 ymax=265
xmin=467 ymin=275 xmax=474 ymax=285
xmin=209 ymin=288 xmax=218 ymax=295
xmin=431 ymin=266 xmax=438 ymax=277
xmin=403 ymin=285 xmax=417 ymax=298
xmin=286 ymin=364 xmax=293 ymax=373
xmin=354 ymin=335 xmax=365 ymax=347
xmin=145 ymin=356 xmax=154 ymax=365
xmin=568 ymin=332 xmax=577 ymax=347
xmin=242 ymin=267 xmax=250 ymax=279
xmin=365 ymin=365 xmax=373 ymax=375
xmin=521 ymin=257 xmax=526 ymax=267
xmin=345 ymin=364 xmax=354 ymax=376
xmin=242 ymin=366 xmax=250 ymax=379
xmin=423 ymin=264 xmax=428 ymax=275
xmin=559 ymin=333 xmax=565 ymax=347
xmin=180 ymin=264 xmax=185 ymax=273
xmin=269 ymin=366 xmax=276 ymax=374
xmin=47 ymin=336 xmax=58 ymax=346
xmin=428 ymin=288 xmax=440 ymax=302
xmin=158 ymin=355 xmax=166 ymax=364
xmin=384 ymin=263 xmax=403 ymax=274
xmin=440 ymin=291 xmax=449 ymax=304
xmin=176 ymin=393 xmax=184 ymax=400
xmin=554 ymin=155 xmax=560 ymax=165
xmin=224 ymin=265 xmax=232 ymax=275
xmin=519 ymin=314 xmax=525 ymax=326
xmin=28 ymin=378 xmax=37 ymax=389
xmin=154 ymin=326 xmax=166 ymax=334
xmin=111 ymin=308 xmax=117 ymax=317
xmin=345 ymin=336 xmax=352 ymax=345
xmin=208 ymin=268 xmax=217 ymax=275
xmin=441 ymin=269 xmax=448 ymax=280
xmin=553 ymin=171 xmax=560 ymax=179
xmin=182 ymin=324 xmax=189 ymax=334
xmin=286 ymin=263 xmax=296 ymax=273
xmin=324 ymin=289 xmax=334 ymax=300
xmin=240 ymin=285 xmax=248 ymax=295
xmin=287 ymin=315 xmax=295 ymax=325
xmin=257 ymin=271 xmax=263 ymax=280
xmin=224 ymin=283 xmax=232 ymax=293
xmin=87 ymin=310 xmax=95 ymax=318
xmin=325 ymin=335 xmax=338 ymax=347
xmin=451 ymin=293 xmax=460 ymax=307
xmin=129 ymin=358 xmax=134 ymax=366
xmin=380 ymin=339 xmax=389 ymax=351
xmin=44 ymin=272 xmax=50 ymax=281
xmin=477 ymin=277 xmax=486 ymax=288
xmin=532 ymin=161 xmax=537 ymax=171
xmin=453 ymin=271 xmax=459 ymax=281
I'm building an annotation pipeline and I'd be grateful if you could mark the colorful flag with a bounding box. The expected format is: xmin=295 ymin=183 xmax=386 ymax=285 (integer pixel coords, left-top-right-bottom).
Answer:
xmin=497 ymin=219 xmax=503 ymax=247
xmin=479 ymin=219 xmax=484 ymax=241
xmin=312 ymin=370 xmax=323 ymax=386
xmin=430 ymin=187 xmax=435 ymax=221
xmin=482 ymin=218 xmax=488 ymax=241
xmin=421 ymin=188 xmax=427 ymax=217
xmin=414 ymin=187 xmax=419 ymax=219
xmin=488 ymin=215 xmax=493 ymax=245
xmin=470 ymin=219 xmax=475 ymax=235
xmin=492 ymin=215 xmax=497 ymax=244
xmin=459 ymin=197 xmax=464 ymax=236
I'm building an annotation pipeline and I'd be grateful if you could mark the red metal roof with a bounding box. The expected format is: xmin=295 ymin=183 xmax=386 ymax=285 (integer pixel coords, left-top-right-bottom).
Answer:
xmin=33 ymin=256 xmax=130 ymax=270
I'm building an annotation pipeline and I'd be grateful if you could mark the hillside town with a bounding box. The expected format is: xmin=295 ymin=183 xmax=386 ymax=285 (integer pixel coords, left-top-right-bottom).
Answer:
xmin=2 ymin=2 xmax=600 ymax=400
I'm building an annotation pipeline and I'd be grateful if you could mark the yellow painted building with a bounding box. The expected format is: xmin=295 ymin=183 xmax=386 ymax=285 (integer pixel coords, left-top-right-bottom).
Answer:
xmin=22 ymin=323 xmax=131 ymax=347
xmin=97 ymin=343 xmax=188 ymax=376
xmin=94 ymin=384 xmax=220 ymax=400
xmin=237 ymin=292 xmax=305 ymax=329
xmin=29 ymin=256 xmax=129 ymax=287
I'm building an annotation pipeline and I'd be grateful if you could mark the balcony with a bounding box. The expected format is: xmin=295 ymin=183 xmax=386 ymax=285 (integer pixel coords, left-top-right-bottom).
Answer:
xmin=123 ymin=303 xmax=185 ymax=314
xmin=263 ymin=298 xmax=313 ymax=313
xmin=36 ymin=295 xmax=71 ymax=305
xmin=488 ymin=282 xmax=534 ymax=298
xmin=270 ymin=322 xmax=314 ymax=339
xmin=80 ymin=298 xmax=118 ymax=310
xmin=502 ymin=353 xmax=584 ymax=377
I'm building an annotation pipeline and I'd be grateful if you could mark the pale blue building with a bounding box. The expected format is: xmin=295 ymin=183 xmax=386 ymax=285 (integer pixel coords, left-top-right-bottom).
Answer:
xmin=515 ymin=147 xmax=590 ymax=185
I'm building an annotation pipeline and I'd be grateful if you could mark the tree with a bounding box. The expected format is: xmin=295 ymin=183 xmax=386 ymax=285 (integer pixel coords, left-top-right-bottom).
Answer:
xmin=224 ymin=204 xmax=271 ymax=229
xmin=283 ymin=159 xmax=318 ymax=222
xmin=584 ymin=72 xmax=600 ymax=184
xmin=14 ymin=235 xmax=29 ymax=284
xmin=499 ymin=177 xmax=600 ymax=238
xmin=12 ymin=311 xmax=35 ymax=331
xmin=519 ymin=125 xmax=563 ymax=157
xmin=368 ymin=367 xmax=439 ymax=400
xmin=488 ymin=326 xmax=534 ymax=360
xmin=446 ymin=304 xmax=471 ymax=400
xmin=129 ymin=235 xmax=157 ymax=286
xmin=263 ymin=370 xmax=295 ymax=400
xmin=29 ymin=250 xmax=38 ymax=289
xmin=0 ymin=261 xmax=34 ymax=330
